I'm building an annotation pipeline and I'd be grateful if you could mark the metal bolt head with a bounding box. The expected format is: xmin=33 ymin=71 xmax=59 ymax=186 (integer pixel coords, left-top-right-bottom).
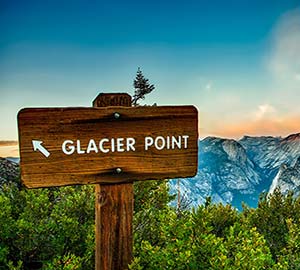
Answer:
xmin=114 ymin=112 xmax=120 ymax=119
xmin=116 ymin=167 xmax=122 ymax=174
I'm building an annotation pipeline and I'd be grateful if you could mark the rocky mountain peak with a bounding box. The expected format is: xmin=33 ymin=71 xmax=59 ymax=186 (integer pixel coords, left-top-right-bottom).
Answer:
xmin=284 ymin=133 xmax=300 ymax=142
xmin=173 ymin=133 xmax=300 ymax=209
xmin=294 ymin=156 xmax=300 ymax=171
xmin=268 ymin=160 xmax=300 ymax=197
xmin=222 ymin=139 xmax=247 ymax=164
xmin=0 ymin=157 xmax=20 ymax=187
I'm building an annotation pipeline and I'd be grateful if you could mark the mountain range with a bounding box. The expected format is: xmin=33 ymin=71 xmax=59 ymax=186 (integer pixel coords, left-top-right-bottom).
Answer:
xmin=1 ymin=133 xmax=300 ymax=210
xmin=170 ymin=133 xmax=300 ymax=209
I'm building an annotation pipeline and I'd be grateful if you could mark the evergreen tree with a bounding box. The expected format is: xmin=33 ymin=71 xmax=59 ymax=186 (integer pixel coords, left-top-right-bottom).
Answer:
xmin=132 ymin=68 xmax=155 ymax=106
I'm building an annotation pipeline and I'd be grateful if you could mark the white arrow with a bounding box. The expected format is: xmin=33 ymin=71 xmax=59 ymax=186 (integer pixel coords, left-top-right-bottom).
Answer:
xmin=32 ymin=140 xmax=51 ymax=158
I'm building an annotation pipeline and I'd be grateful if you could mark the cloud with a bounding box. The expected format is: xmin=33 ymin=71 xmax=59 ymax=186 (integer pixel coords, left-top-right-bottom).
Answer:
xmin=268 ymin=8 xmax=300 ymax=91
xmin=0 ymin=145 xmax=19 ymax=157
xmin=205 ymin=81 xmax=212 ymax=92
xmin=200 ymin=9 xmax=300 ymax=139
xmin=207 ymin=113 xmax=300 ymax=139
xmin=0 ymin=141 xmax=18 ymax=146
xmin=254 ymin=104 xmax=276 ymax=120
xmin=202 ymin=103 xmax=299 ymax=139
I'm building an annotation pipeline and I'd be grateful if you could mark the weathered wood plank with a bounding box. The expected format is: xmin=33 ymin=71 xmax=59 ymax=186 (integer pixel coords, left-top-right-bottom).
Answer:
xmin=18 ymin=106 xmax=198 ymax=188
xmin=94 ymin=93 xmax=133 ymax=270
xmin=95 ymin=182 xmax=133 ymax=270
xmin=92 ymin=93 xmax=131 ymax=107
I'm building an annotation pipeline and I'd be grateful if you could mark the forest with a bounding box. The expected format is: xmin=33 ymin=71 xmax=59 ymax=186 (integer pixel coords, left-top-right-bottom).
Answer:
xmin=1 ymin=174 xmax=300 ymax=270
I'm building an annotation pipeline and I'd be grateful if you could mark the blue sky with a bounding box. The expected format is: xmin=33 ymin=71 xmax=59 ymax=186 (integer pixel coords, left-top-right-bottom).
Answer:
xmin=1 ymin=0 xmax=300 ymax=140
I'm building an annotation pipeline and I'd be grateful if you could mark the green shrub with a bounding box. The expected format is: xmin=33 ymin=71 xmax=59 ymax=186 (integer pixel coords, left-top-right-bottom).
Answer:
xmin=2 ymin=175 xmax=300 ymax=270
xmin=0 ymin=184 xmax=94 ymax=269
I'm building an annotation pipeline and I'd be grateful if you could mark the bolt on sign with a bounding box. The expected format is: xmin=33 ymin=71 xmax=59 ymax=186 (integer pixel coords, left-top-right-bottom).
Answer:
xmin=18 ymin=105 xmax=198 ymax=188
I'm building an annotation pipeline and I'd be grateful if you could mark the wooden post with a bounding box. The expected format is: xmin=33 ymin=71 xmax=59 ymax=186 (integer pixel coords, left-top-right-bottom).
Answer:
xmin=93 ymin=93 xmax=133 ymax=270
xmin=18 ymin=93 xmax=198 ymax=269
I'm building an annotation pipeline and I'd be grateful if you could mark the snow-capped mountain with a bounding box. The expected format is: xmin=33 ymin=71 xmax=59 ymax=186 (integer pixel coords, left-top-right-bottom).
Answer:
xmin=170 ymin=133 xmax=300 ymax=209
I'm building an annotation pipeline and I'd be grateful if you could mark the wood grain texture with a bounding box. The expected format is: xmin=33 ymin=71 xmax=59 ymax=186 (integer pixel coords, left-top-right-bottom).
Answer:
xmin=18 ymin=106 xmax=198 ymax=188
xmin=94 ymin=93 xmax=133 ymax=270
xmin=93 ymin=93 xmax=131 ymax=107
xmin=95 ymin=183 xmax=133 ymax=270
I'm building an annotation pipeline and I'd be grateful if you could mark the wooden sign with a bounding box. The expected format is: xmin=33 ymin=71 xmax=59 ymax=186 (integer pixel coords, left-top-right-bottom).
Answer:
xmin=18 ymin=106 xmax=198 ymax=188
xmin=92 ymin=93 xmax=132 ymax=107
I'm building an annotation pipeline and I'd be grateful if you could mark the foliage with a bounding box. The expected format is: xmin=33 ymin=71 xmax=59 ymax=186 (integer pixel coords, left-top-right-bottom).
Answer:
xmin=0 ymin=183 xmax=94 ymax=269
xmin=274 ymin=218 xmax=300 ymax=269
xmin=132 ymin=68 xmax=155 ymax=106
xmin=130 ymin=199 xmax=274 ymax=270
xmin=133 ymin=180 xmax=175 ymax=246
xmin=246 ymin=189 xmax=300 ymax=259
xmin=2 ymin=175 xmax=300 ymax=269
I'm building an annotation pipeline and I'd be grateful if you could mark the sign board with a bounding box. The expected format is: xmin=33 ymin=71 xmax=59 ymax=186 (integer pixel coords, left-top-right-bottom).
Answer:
xmin=18 ymin=106 xmax=198 ymax=188
xmin=92 ymin=93 xmax=132 ymax=107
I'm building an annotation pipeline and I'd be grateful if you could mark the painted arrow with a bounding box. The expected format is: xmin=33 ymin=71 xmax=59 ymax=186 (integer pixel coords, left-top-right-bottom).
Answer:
xmin=32 ymin=140 xmax=51 ymax=158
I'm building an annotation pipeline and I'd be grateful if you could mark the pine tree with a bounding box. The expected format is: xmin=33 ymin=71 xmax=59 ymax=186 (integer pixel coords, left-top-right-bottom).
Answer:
xmin=132 ymin=68 xmax=155 ymax=106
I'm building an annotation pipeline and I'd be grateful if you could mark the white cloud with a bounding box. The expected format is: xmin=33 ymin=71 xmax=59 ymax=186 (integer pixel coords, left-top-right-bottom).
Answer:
xmin=205 ymin=81 xmax=212 ymax=91
xmin=254 ymin=104 xmax=276 ymax=120
xmin=268 ymin=8 xmax=300 ymax=90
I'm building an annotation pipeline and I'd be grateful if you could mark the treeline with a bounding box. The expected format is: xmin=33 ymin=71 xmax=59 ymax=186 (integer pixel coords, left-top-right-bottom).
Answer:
xmin=1 ymin=176 xmax=300 ymax=269
xmin=132 ymin=181 xmax=300 ymax=269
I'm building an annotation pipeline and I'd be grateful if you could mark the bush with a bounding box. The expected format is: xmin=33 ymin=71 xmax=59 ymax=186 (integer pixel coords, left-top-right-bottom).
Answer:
xmin=0 ymin=184 xmax=94 ymax=269
xmin=2 ymin=176 xmax=300 ymax=269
